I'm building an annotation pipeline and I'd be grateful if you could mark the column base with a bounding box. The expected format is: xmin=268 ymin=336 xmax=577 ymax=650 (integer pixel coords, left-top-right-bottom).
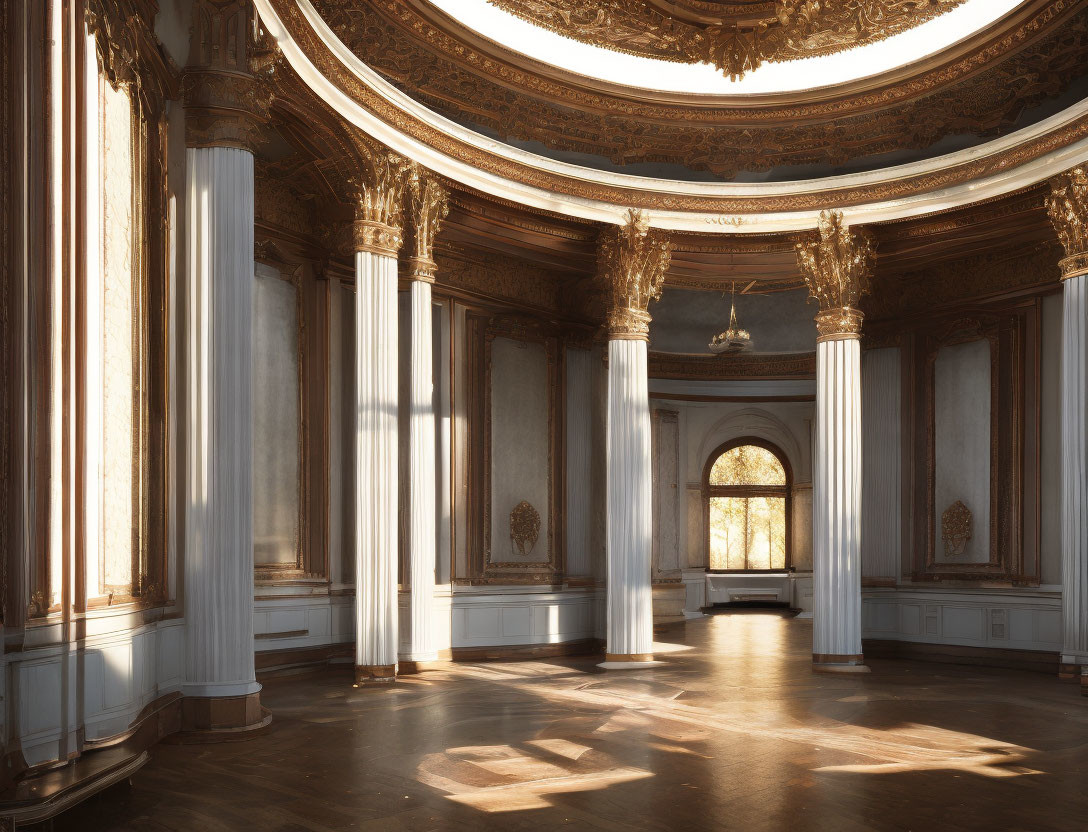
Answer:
xmin=174 ymin=692 xmax=270 ymax=743
xmin=598 ymin=652 xmax=661 ymax=670
xmin=354 ymin=664 xmax=397 ymax=686
xmin=812 ymin=653 xmax=870 ymax=674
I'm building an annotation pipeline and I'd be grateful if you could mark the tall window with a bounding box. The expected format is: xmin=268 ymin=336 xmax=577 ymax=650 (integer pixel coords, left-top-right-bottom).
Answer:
xmin=705 ymin=440 xmax=791 ymax=571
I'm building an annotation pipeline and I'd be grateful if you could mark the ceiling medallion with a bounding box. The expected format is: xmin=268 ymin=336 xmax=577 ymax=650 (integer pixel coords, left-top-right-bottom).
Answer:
xmin=708 ymin=282 xmax=752 ymax=354
xmin=487 ymin=0 xmax=966 ymax=79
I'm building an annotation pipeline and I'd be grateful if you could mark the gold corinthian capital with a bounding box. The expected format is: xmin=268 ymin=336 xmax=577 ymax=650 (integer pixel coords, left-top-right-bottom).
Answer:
xmin=796 ymin=211 xmax=875 ymax=342
xmin=406 ymin=166 xmax=450 ymax=283
xmin=598 ymin=209 xmax=672 ymax=341
xmin=1047 ymin=166 xmax=1088 ymax=281
xmin=351 ymin=149 xmax=412 ymax=257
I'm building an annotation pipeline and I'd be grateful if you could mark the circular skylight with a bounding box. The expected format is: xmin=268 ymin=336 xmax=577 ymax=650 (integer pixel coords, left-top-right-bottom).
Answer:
xmin=426 ymin=0 xmax=1025 ymax=95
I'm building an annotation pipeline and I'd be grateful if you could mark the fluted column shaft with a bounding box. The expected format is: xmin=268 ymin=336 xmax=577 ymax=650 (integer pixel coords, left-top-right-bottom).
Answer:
xmin=813 ymin=335 xmax=864 ymax=664
xmin=354 ymin=249 xmax=400 ymax=679
xmin=1061 ymin=273 xmax=1088 ymax=668
xmin=606 ymin=339 xmax=655 ymax=660
xmin=1048 ymin=170 xmax=1088 ymax=688
xmin=405 ymin=278 xmax=437 ymax=662
xmin=797 ymin=211 xmax=874 ymax=670
xmin=183 ymin=147 xmax=259 ymax=698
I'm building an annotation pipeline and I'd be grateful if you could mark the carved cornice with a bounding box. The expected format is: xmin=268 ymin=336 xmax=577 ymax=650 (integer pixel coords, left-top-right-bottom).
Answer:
xmin=406 ymin=166 xmax=449 ymax=282
xmin=306 ymin=0 xmax=1088 ymax=181
xmin=599 ymin=210 xmax=671 ymax=340
xmin=797 ymin=211 xmax=875 ymax=341
xmin=269 ymin=0 xmax=1088 ymax=214
xmin=647 ymin=351 xmax=817 ymax=380
xmin=1047 ymin=166 xmax=1088 ymax=281
xmin=486 ymin=0 xmax=965 ymax=78
xmin=85 ymin=0 xmax=179 ymax=103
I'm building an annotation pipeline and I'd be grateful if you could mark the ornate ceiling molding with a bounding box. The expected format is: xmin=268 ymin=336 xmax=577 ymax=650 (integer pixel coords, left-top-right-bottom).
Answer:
xmin=253 ymin=0 xmax=1088 ymax=233
xmin=485 ymin=0 xmax=967 ymax=79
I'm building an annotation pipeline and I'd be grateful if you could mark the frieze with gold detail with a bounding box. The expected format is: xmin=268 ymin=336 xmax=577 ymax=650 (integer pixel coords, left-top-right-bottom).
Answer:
xmin=797 ymin=211 xmax=875 ymax=341
xmin=485 ymin=0 xmax=966 ymax=79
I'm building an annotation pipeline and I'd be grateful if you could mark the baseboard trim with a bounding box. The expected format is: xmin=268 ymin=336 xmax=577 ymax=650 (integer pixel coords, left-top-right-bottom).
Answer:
xmin=451 ymin=638 xmax=604 ymax=662
xmin=863 ymin=639 xmax=1059 ymax=674
xmin=255 ymin=643 xmax=353 ymax=677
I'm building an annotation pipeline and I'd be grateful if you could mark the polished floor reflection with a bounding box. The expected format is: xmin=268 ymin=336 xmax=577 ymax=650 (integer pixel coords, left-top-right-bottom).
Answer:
xmin=53 ymin=612 xmax=1088 ymax=831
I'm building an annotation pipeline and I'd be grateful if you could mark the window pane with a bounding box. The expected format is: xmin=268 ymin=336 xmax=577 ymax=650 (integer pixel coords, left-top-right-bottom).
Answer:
xmin=709 ymin=495 xmax=786 ymax=571
xmin=746 ymin=496 xmax=786 ymax=570
xmin=100 ymin=77 xmax=135 ymax=594
xmin=709 ymin=445 xmax=786 ymax=486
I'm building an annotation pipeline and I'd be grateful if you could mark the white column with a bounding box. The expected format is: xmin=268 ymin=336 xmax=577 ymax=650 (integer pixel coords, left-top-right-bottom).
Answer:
xmin=404 ymin=278 xmax=437 ymax=662
xmin=355 ymin=249 xmax=400 ymax=681
xmin=813 ymin=335 xmax=864 ymax=667
xmin=605 ymin=338 xmax=655 ymax=662
xmin=1061 ymin=273 xmax=1088 ymax=670
xmin=183 ymin=146 xmax=260 ymax=700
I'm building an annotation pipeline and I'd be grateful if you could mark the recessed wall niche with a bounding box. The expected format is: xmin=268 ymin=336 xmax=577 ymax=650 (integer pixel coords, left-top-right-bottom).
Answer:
xmin=252 ymin=261 xmax=302 ymax=571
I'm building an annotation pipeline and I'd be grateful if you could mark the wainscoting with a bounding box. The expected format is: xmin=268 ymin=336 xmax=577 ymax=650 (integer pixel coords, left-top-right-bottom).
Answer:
xmin=861 ymin=587 xmax=1062 ymax=653
xmin=450 ymin=586 xmax=604 ymax=649
xmin=7 ymin=614 xmax=185 ymax=768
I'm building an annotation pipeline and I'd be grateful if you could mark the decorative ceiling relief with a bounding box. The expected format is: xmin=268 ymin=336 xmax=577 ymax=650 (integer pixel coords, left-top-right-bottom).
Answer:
xmin=306 ymin=0 xmax=1088 ymax=180
xmin=487 ymin=0 xmax=967 ymax=79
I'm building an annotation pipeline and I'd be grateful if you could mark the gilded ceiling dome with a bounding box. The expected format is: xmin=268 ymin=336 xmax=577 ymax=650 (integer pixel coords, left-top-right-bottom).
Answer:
xmin=487 ymin=0 xmax=969 ymax=79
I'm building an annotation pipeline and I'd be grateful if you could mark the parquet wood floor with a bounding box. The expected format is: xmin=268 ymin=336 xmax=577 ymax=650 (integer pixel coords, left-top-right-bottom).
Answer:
xmin=46 ymin=612 xmax=1088 ymax=831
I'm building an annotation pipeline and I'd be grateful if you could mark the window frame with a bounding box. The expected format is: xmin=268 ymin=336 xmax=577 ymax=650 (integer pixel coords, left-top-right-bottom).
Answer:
xmin=702 ymin=437 xmax=793 ymax=574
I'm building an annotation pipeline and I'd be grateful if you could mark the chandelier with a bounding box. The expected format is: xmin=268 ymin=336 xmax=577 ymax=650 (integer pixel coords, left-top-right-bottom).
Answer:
xmin=708 ymin=282 xmax=752 ymax=354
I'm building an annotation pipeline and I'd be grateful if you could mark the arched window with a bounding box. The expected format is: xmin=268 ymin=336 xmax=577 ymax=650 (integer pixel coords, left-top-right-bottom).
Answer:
xmin=704 ymin=439 xmax=791 ymax=572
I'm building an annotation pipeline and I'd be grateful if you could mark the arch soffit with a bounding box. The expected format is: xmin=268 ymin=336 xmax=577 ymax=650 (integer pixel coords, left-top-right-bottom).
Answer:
xmin=695 ymin=408 xmax=807 ymax=485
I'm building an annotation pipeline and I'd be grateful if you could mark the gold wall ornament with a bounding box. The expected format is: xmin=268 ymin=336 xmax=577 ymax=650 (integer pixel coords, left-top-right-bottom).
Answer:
xmin=1046 ymin=166 xmax=1088 ymax=280
xmin=510 ymin=500 xmax=542 ymax=556
xmin=406 ymin=166 xmax=450 ymax=282
xmin=599 ymin=209 xmax=671 ymax=340
xmin=350 ymin=148 xmax=411 ymax=256
xmin=941 ymin=500 xmax=973 ymax=557
xmin=797 ymin=211 xmax=875 ymax=340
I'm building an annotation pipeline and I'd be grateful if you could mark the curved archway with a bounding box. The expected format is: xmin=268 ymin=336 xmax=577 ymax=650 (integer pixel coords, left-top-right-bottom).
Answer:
xmin=702 ymin=437 xmax=793 ymax=573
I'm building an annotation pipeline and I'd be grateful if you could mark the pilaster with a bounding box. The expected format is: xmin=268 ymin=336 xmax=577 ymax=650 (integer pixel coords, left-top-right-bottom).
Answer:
xmin=797 ymin=210 xmax=875 ymax=672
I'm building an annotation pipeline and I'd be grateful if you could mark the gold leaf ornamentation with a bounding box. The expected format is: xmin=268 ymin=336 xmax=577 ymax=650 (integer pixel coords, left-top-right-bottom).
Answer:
xmin=598 ymin=209 xmax=671 ymax=340
xmin=941 ymin=500 xmax=972 ymax=557
xmin=796 ymin=211 xmax=875 ymax=340
xmin=510 ymin=500 xmax=542 ymax=556
xmin=406 ymin=166 xmax=450 ymax=282
xmin=1046 ymin=166 xmax=1088 ymax=281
